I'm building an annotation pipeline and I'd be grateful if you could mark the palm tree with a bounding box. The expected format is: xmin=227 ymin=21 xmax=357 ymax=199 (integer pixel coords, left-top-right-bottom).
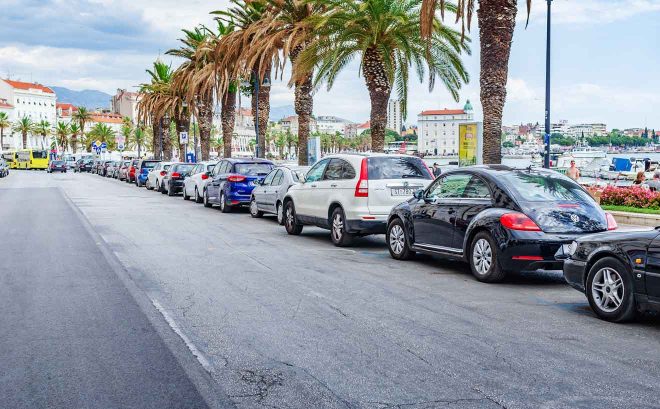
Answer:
xmin=88 ymin=123 xmax=116 ymax=151
xmin=72 ymin=107 xmax=92 ymax=140
xmin=296 ymin=0 xmax=469 ymax=152
xmin=420 ymin=0 xmax=531 ymax=164
xmin=55 ymin=122 xmax=70 ymax=153
xmin=129 ymin=124 xmax=147 ymax=158
xmin=0 ymin=112 xmax=10 ymax=150
xmin=69 ymin=123 xmax=81 ymax=154
xmin=138 ymin=61 xmax=175 ymax=160
xmin=34 ymin=120 xmax=52 ymax=149
xmin=13 ymin=117 xmax=33 ymax=149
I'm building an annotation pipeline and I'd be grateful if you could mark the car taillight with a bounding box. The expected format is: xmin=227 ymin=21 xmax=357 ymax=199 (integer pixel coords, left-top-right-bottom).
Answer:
xmin=171 ymin=172 xmax=181 ymax=178
xmin=606 ymin=213 xmax=618 ymax=230
xmin=354 ymin=158 xmax=368 ymax=197
xmin=160 ymin=171 xmax=166 ymax=176
xmin=227 ymin=174 xmax=246 ymax=182
xmin=500 ymin=212 xmax=541 ymax=231
xmin=201 ymin=174 xmax=209 ymax=180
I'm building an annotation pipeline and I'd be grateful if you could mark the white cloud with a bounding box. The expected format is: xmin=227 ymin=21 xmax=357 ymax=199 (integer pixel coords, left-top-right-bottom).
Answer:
xmin=523 ymin=0 xmax=660 ymax=25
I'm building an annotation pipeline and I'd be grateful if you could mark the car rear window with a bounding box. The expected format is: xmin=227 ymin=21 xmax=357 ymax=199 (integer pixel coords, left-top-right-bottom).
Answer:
xmin=173 ymin=164 xmax=195 ymax=172
xmin=367 ymin=157 xmax=432 ymax=180
xmin=52 ymin=161 xmax=64 ymax=165
xmin=142 ymin=161 xmax=158 ymax=169
xmin=234 ymin=163 xmax=274 ymax=176
xmin=501 ymin=172 xmax=593 ymax=203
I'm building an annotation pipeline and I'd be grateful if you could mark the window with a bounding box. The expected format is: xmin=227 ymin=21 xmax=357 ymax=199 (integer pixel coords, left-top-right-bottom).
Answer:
xmin=324 ymin=159 xmax=354 ymax=180
xmin=500 ymin=172 xmax=593 ymax=203
xmin=271 ymin=170 xmax=284 ymax=186
xmin=213 ymin=161 xmax=225 ymax=176
xmin=367 ymin=157 xmax=432 ymax=180
xmin=462 ymin=176 xmax=491 ymax=199
xmin=262 ymin=170 xmax=277 ymax=186
xmin=426 ymin=173 xmax=472 ymax=199
xmin=305 ymin=159 xmax=330 ymax=182
xmin=234 ymin=163 xmax=274 ymax=176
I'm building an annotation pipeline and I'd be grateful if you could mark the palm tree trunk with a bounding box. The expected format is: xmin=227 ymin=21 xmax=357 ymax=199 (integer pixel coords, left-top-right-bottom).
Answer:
xmin=478 ymin=0 xmax=517 ymax=164
xmin=251 ymin=67 xmax=271 ymax=158
xmin=362 ymin=47 xmax=391 ymax=153
xmin=221 ymin=89 xmax=236 ymax=159
xmin=198 ymin=93 xmax=214 ymax=161
xmin=22 ymin=131 xmax=27 ymax=149
xmin=295 ymin=74 xmax=313 ymax=165
xmin=0 ymin=128 xmax=4 ymax=150
xmin=152 ymin=118 xmax=161 ymax=159
xmin=175 ymin=113 xmax=190 ymax=161
xmin=162 ymin=115 xmax=172 ymax=160
xmin=71 ymin=134 xmax=77 ymax=154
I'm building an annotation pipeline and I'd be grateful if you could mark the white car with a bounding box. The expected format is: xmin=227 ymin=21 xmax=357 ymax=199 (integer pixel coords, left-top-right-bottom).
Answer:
xmin=146 ymin=162 xmax=172 ymax=191
xmin=182 ymin=161 xmax=217 ymax=203
xmin=282 ymin=153 xmax=434 ymax=246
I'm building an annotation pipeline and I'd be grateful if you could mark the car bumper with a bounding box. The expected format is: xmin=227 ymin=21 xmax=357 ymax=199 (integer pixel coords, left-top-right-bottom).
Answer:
xmin=226 ymin=191 xmax=251 ymax=205
xmin=169 ymin=180 xmax=184 ymax=191
xmin=563 ymin=258 xmax=587 ymax=292
xmin=345 ymin=218 xmax=387 ymax=234
xmin=499 ymin=231 xmax=578 ymax=273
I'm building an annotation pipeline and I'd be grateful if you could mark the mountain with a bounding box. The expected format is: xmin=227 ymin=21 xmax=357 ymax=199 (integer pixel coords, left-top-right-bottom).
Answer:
xmin=269 ymin=105 xmax=296 ymax=122
xmin=50 ymin=86 xmax=112 ymax=110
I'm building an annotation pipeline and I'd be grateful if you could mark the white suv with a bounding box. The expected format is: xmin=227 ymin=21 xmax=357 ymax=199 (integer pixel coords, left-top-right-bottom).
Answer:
xmin=282 ymin=153 xmax=434 ymax=246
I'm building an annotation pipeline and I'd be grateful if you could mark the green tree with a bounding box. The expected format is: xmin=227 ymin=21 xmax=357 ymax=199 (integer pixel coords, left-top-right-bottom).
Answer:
xmin=69 ymin=123 xmax=81 ymax=154
xmin=0 ymin=112 xmax=10 ymax=150
xmin=297 ymin=0 xmax=469 ymax=152
xmin=33 ymin=120 xmax=52 ymax=149
xmin=55 ymin=122 xmax=70 ymax=152
xmin=88 ymin=123 xmax=116 ymax=151
xmin=13 ymin=117 xmax=34 ymax=149
xmin=72 ymin=107 xmax=92 ymax=139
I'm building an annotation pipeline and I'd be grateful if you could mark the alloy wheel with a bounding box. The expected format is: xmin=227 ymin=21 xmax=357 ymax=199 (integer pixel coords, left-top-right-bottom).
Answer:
xmin=472 ymin=238 xmax=492 ymax=276
xmin=332 ymin=213 xmax=344 ymax=242
xmin=286 ymin=206 xmax=294 ymax=228
xmin=591 ymin=267 xmax=624 ymax=313
xmin=277 ymin=204 xmax=283 ymax=224
xmin=389 ymin=224 xmax=405 ymax=255
xmin=250 ymin=199 xmax=258 ymax=216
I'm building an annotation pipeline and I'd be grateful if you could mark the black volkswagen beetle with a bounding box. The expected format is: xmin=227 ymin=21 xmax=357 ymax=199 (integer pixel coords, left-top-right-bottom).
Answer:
xmin=563 ymin=228 xmax=660 ymax=322
xmin=386 ymin=165 xmax=617 ymax=282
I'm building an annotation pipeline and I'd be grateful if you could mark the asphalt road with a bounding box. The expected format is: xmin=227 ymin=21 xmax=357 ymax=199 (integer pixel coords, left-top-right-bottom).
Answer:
xmin=1 ymin=170 xmax=659 ymax=409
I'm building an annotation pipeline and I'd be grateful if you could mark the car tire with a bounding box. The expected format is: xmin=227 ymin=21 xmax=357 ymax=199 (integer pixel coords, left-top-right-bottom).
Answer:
xmin=203 ymin=189 xmax=212 ymax=208
xmin=220 ymin=192 xmax=232 ymax=213
xmin=160 ymin=182 xmax=167 ymax=194
xmin=167 ymin=183 xmax=175 ymax=196
xmin=330 ymin=207 xmax=353 ymax=247
xmin=284 ymin=201 xmax=303 ymax=235
xmin=250 ymin=197 xmax=263 ymax=218
xmin=183 ymin=187 xmax=190 ymax=201
xmin=276 ymin=202 xmax=284 ymax=225
xmin=386 ymin=218 xmax=415 ymax=260
xmin=469 ymin=231 xmax=506 ymax=283
xmin=585 ymin=257 xmax=636 ymax=323
xmin=195 ymin=187 xmax=202 ymax=204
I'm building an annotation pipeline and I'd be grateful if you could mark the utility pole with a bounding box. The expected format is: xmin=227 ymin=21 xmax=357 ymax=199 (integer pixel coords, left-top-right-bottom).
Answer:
xmin=544 ymin=0 xmax=552 ymax=169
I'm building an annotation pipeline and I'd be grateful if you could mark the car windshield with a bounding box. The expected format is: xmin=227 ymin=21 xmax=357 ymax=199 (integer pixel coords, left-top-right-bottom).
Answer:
xmin=501 ymin=172 xmax=593 ymax=203
xmin=367 ymin=157 xmax=432 ymax=180
xmin=234 ymin=163 xmax=273 ymax=176
xmin=173 ymin=164 xmax=194 ymax=173
xmin=142 ymin=161 xmax=158 ymax=169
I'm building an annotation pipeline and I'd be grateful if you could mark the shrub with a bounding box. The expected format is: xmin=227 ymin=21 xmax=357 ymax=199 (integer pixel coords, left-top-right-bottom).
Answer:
xmin=600 ymin=185 xmax=660 ymax=209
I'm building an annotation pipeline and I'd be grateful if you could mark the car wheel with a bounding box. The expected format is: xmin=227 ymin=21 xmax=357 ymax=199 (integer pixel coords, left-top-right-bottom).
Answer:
xmin=586 ymin=257 xmax=636 ymax=322
xmin=469 ymin=231 xmax=505 ymax=283
xmin=330 ymin=207 xmax=353 ymax=247
xmin=250 ymin=197 xmax=263 ymax=218
xmin=276 ymin=202 xmax=284 ymax=225
xmin=195 ymin=187 xmax=202 ymax=203
xmin=160 ymin=182 xmax=167 ymax=194
xmin=284 ymin=201 xmax=303 ymax=235
xmin=220 ymin=192 xmax=232 ymax=213
xmin=387 ymin=218 xmax=415 ymax=260
xmin=183 ymin=186 xmax=190 ymax=201
xmin=203 ymin=189 xmax=212 ymax=208
xmin=167 ymin=183 xmax=175 ymax=196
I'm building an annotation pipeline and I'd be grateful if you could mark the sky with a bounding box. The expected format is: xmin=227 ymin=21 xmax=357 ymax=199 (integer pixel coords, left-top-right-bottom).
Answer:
xmin=0 ymin=0 xmax=658 ymax=130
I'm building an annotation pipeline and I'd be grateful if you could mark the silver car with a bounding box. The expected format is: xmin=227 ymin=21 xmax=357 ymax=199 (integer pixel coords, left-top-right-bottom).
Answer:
xmin=250 ymin=165 xmax=309 ymax=224
xmin=182 ymin=161 xmax=218 ymax=203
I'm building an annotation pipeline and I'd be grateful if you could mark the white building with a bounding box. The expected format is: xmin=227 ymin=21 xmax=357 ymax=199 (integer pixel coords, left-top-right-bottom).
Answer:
xmin=387 ymin=99 xmax=402 ymax=134
xmin=0 ymin=98 xmax=14 ymax=151
xmin=0 ymin=79 xmax=57 ymax=149
xmin=567 ymin=123 xmax=607 ymax=138
xmin=212 ymin=107 xmax=258 ymax=157
xmin=111 ymin=89 xmax=140 ymax=122
xmin=551 ymin=120 xmax=569 ymax=135
xmin=56 ymin=103 xmax=77 ymax=125
xmin=315 ymin=115 xmax=352 ymax=135
xmin=417 ymin=100 xmax=474 ymax=156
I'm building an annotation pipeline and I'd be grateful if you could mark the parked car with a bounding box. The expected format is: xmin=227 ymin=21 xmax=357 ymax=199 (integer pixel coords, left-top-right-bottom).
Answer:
xmin=47 ymin=160 xmax=67 ymax=173
xmin=91 ymin=160 xmax=103 ymax=174
xmin=0 ymin=158 xmax=9 ymax=177
xmin=126 ymin=159 xmax=139 ymax=183
xmin=146 ymin=162 xmax=172 ymax=191
xmin=203 ymin=158 xmax=275 ymax=212
xmin=162 ymin=163 xmax=196 ymax=196
xmin=117 ymin=160 xmax=131 ymax=181
xmin=182 ymin=161 xmax=217 ymax=203
xmin=250 ymin=165 xmax=309 ymax=224
xmin=562 ymin=227 xmax=660 ymax=322
xmin=384 ymin=165 xmax=617 ymax=283
xmin=65 ymin=157 xmax=77 ymax=170
xmin=283 ymin=154 xmax=434 ymax=246
xmin=106 ymin=161 xmax=120 ymax=178
xmin=136 ymin=159 xmax=161 ymax=187
xmin=74 ymin=159 xmax=93 ymax=172
xmin=99 ymin=160 xmax=113 ymax=176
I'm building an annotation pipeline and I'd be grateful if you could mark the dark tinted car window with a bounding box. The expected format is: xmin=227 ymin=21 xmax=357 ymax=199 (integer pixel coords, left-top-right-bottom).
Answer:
xmin=173 ymin=164 xmax=194 ymax=173
xmin=368 ymin=157 xmax=432 ymax=180
xmin=142 ymin=161 xmax=158 ymax=169
xmin=427 ymin=173 xmax=472 ymax=199
xmin=463 ymin=176 xmax=491 ymax=199
xmin=52 ymin=161 xmax=65 ymax=165
xmin=501 ymin=172 xmax=593 ymax=203
xmin=324 ymin=159 xmax=355 ymax=180
xmin=234 ymin=163 xmax=273 ymax=176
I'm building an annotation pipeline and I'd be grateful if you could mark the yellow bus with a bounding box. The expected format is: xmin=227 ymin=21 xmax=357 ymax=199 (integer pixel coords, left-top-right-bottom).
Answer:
xmin=16 ymin=149 xmax=49 ymax=170
xmin=1 ymin=151 xmax=17 ymax=169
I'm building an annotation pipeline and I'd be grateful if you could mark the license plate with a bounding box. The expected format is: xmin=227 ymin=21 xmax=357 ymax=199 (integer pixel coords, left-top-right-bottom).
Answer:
xmin=391 ymin=188 xmax=414 ymax=196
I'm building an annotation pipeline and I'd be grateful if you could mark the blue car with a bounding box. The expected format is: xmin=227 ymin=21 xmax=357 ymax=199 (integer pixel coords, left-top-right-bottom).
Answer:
xmin=135 ymin=159 xmax=161 ymax=187
xmin=203 ymin=158 xmax=275 ymax=212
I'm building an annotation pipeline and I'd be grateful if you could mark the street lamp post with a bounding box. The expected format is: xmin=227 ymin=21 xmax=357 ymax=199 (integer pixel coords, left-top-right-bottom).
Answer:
xmin=544 ymin=0 xmax=552 ymax=169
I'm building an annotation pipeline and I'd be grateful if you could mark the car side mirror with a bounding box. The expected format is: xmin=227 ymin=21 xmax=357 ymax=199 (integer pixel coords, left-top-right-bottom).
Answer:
xmin=414 ymin=189 xmax=425 ymax=200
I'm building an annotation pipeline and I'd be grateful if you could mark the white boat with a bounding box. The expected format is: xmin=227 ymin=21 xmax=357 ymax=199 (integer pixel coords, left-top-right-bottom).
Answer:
xmin=568 ymin=146 xmax=607 ymax=159
xmin=555 ymin=146 xmax=607 ymax=169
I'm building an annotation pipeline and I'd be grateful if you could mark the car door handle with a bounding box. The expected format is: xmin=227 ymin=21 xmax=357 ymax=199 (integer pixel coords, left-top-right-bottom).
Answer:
xmin=311 ymin=184 xmax=317 ymax=188
xmin=330 ymin=184 xmax=338 ymax=188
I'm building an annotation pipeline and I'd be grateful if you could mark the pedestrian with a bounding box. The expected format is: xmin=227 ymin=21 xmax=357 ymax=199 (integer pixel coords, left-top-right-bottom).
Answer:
xmin=566 ymin=160 xmax=580 ymax=181
xmin=633 ymin=171 xmax=646 ymax=185
xmin=646 ymin=171 xmax=660 ymax=191
xmin=432 ymin=163 xmax=442 ymax=178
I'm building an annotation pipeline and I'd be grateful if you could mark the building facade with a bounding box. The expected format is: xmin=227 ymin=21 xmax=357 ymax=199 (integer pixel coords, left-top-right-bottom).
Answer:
xmin=0 ymin=79 xmax=57 ymax=149
xmin=387 ymin=99 xmax=402 ymax=134
xmin=111 ymin=89 xmax=140 ymax=122
xmin=417 ymin=100 xmax=474 ymax=156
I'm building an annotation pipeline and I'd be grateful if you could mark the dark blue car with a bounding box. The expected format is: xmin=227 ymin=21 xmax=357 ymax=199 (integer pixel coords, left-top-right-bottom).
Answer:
xmin=203 ymin=158 xmax=275 ymax=212
xmin=135 ymin=159 xmax=160 ymax=187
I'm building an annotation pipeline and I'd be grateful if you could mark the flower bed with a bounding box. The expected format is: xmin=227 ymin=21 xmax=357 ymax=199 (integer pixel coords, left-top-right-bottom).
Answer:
xmin=600 ymin=185 xmax=660 ymax=209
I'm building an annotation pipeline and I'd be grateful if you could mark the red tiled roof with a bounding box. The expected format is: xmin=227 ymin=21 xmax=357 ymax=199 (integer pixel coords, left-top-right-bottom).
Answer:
xmin=2 ymin=79 xmax=55 ymax=94
xmin=357 ymin=120 xmax=370 ymax=129
xmin=0 ymin=99 xmax=13 ymax=109
xmin=90 ymin=113 xmax=124 ymax=124
xmin=281 ymin=115 xmax=297 ymax=122
xmin=56 ymin=102 xmax=77 ymax=110
xmin=420 ymin=109 xmax=465 ymax=116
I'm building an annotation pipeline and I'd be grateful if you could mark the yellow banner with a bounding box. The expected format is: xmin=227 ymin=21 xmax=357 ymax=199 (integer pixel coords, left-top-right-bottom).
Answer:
xmin=459 ymin=123 xmax=478 ymax=166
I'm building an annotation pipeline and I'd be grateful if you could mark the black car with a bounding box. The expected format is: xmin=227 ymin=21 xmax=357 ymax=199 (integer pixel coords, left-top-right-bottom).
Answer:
xmin=47 ymin=160 xmax=67 ymax=173
xmin=74 ymin=159 xmax=92 ymax=172
xmin=386 ymin=165 xmax=616 ymax=282
xmin=0 ymin=159 xmax=9 ymax=178
xmin=162 ymin=163 xmax=195 ymax=196
xmin=563 ymin=228 xmax=660 ymax=322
